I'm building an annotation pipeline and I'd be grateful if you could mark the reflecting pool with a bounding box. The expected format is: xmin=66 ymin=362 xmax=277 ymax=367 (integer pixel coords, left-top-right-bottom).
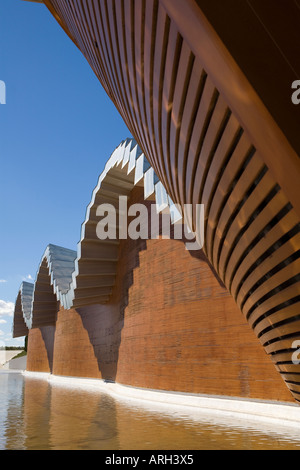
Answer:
xmin=1 ymin=371 xmax=300 ymax=450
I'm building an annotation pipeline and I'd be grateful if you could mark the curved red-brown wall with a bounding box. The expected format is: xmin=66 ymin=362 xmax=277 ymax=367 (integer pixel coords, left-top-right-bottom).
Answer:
xmin=26 ymin=326 xmax=55 ymax=373
xmin=27 ymin=187 xmax=293 ymax=402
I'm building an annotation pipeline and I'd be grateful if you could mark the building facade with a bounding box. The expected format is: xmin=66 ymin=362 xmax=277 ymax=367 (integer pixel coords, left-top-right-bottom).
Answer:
xmin=16 ymin=0 xmax=300 ymax=403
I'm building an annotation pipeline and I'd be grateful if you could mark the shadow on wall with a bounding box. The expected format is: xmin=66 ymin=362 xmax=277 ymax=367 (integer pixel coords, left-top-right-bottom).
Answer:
xmin=189 ymin=249 xmax=225 ymax=289
xmin=77 ymin=188 xmax=218 ymax=382
xmin=77 ymin=188 xmax=150 ymax=381
xmin=78 ymin=238 xmax=228 ymax=385
xmin=41 ymin=326 xmax=55 ymax=373
xmin=49 ymin=187 xmax=227 ymax=382
xmin=78 ymin=236 xmax=148 ymax=382
xmin=30 ymin=220 xmax=226 ymax=381
xmin=26 ymin=325 xmax=56 ymax=374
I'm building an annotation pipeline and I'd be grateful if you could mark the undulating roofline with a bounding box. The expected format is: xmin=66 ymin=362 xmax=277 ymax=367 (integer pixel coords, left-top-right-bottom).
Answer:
xmin=13 ymin=138 xmax=187 ymax=336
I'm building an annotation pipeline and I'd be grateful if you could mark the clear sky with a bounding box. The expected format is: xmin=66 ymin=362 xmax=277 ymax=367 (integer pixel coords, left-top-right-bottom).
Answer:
xmin=0 ymin=0 xmax=132 ymax=346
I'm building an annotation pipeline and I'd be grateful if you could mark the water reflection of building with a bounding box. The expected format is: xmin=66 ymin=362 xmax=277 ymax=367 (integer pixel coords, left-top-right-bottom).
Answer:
xmin=15 ymin=1 xmax=300 ymax=405
xmin=23 ymin=377 xmax=52 ymax=449
xmin=21 ymin=377 xmax=119 ymax=450
xmin=48 ymin=387 xmax=119 ymax=450
xmin=19 ymin=377 xmax=300 ymax=450
xmin=0 ymin=374 xmax=26 ymax=449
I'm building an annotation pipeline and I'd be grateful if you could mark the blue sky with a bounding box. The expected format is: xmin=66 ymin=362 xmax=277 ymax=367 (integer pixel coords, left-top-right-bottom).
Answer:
xmin=0 ymin=0 xmax=131 ymax=345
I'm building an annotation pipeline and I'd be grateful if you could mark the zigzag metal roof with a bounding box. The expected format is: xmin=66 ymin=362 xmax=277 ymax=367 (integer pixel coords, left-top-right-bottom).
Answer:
xmin=13 ymin=139 xmax=185 ymax=335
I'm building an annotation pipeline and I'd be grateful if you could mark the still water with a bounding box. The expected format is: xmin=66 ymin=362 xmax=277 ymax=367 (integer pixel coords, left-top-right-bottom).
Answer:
xmin=1 ymin=371 xmax=300 ymax=450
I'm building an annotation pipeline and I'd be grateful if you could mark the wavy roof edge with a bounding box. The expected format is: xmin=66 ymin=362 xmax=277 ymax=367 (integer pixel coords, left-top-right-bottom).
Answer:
xmin=13 ymin=138 xmax=186 ymax=336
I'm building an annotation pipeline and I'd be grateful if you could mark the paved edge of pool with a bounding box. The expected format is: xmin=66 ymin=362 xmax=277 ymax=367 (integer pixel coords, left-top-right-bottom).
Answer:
xmin=22 ymin=371 xmax=300 ymax=431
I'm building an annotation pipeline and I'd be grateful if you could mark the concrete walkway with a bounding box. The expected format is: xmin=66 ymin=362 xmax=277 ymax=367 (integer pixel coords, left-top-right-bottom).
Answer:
xmin=0 ymin=350 xmax=23 ymax=366
xmin=0 ymin=352 xmax=27 ymax=370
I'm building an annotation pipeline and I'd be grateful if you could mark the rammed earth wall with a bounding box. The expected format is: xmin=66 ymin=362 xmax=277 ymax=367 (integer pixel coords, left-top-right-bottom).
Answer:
xmin=26 ymin=187 xmax=294 ymax=403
